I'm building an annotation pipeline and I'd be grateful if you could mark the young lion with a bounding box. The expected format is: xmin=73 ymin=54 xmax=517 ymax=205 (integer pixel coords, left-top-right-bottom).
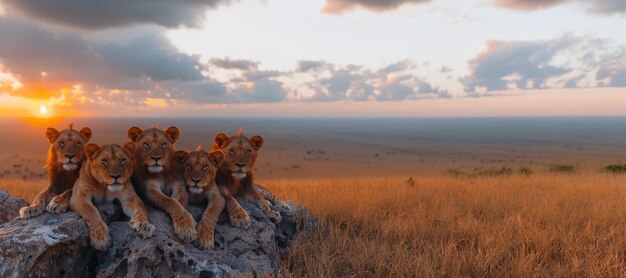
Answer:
xmin=211 ymin=129 xmax=283 ymax=228
xmin=175 ymin=147 xmax=225 ymax=250
xmin=70 ymin=143 xmax=155 ymax=251
xmin=127 ymin=126 xmax=196 ymax=241
xmin=20 ymin=124 xmax=93 ymax=219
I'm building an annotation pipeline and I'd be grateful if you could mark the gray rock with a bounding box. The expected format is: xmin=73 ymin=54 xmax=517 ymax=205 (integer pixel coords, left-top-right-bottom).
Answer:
xmin=0 ymin=191 xmax=29 ymax=224
xmin=0 ymin=193 xmax=316 ymax=278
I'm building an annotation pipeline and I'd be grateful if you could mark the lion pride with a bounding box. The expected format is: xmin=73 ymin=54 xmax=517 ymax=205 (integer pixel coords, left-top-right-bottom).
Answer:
xmin=127 ymin=126 xmax=196 ymax=241
xmin=19 ymin=124 xmax=92 ymax=219
xmin=211 ymin=128 xmax=282 ymax=228
xmin=70 ymin=142 xmax=155 ymax=251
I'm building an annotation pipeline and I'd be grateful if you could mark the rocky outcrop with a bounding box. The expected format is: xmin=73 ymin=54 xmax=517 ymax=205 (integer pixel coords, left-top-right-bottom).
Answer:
xmin=0 ymin=191 xmax=29 ymax=224
xmin=0 ymin=194 xmax=316 ymax=278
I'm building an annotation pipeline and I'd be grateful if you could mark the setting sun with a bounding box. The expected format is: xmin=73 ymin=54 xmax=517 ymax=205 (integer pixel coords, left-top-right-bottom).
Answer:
xmin=38 ymin=105 xmax=47 ymax=115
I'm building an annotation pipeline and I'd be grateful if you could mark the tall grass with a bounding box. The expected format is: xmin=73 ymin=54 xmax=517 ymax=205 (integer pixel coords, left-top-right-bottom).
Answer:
xmin=263 ymin=174 xmax=626 ymax=277
xmin=2 ymin=174 xmax=626 ymax=277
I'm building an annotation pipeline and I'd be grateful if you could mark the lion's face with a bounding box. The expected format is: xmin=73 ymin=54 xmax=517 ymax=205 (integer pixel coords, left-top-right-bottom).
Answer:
xmin=176 ymin=149 xmax=224 ymax=194
xmin=46 ymin=126 xmax=93 ymax=171
xmin=128 ymin=126 xmax=180 ymax=173
xmin=85 ymin=143 xmax=135 ymax=192
xmin=214 ymin=129 xmax=263 ymax=180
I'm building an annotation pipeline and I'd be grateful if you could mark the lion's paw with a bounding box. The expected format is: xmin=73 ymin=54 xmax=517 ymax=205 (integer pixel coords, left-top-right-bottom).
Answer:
xmin=196 ymin=226 xmax=215 ymax=250
xmin=19 ymin=205 xmax=43 ymax=219
xmin=89 ymin=225 xmax=111 ymax=251
xmin=132 ymin=221 xmax=155 ymax=238
xmin=46 ymin=199 xmax=69 ymax=214
xmin=279 ymin=201 xmax=293 ymax=213
xmin=173 ymin=211 xmax=197 ymax=242
xmin=266 ymin=209 xmax=282 ymax=223
xmin=229 ymin=209 xmax=251 ymax=229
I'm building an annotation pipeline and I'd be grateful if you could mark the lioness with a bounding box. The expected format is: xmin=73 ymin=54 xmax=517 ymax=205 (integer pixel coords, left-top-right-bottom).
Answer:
xmin=128 ymin=126 xmax=196 ymax=241
xmin=20 ymin=124 xmax=92 ymax=219
xmin=211 ymin=129 xmax=282 ymax=228
xmin=70 ymin=143 xmax=155 ymax=251
xmin=176 ymin=147 xmax=225 ymax=250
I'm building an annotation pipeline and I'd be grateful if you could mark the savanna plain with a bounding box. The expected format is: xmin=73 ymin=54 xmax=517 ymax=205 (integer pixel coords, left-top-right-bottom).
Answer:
xmin=1 ymin=117 xmax=625 ymax=277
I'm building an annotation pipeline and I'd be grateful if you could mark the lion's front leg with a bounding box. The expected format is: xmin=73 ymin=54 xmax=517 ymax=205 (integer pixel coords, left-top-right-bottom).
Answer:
xmin=145 ymin=183 xmax=196 ymax=241
xmin=219 ymin=187 xmax=251 ymax=229
xmin=120 ymin=190 xmax=155 ymax=239
xmin=255 ymin=183 xmax=292 ymax=213
xmin=247 ymin=186 xmax=282 ymax=223
xmin=70 ymin=192 xmax=110 ymax=251
xmin=196 ymin=187 xmax=225 ymax=250
xmin=20 ymin=186 xmax=53 ymax=219
xmin=47 ymin=188 xmax=72 ymax=214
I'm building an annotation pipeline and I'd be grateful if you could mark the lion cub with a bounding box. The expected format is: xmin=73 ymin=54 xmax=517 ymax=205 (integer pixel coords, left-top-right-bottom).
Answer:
xmin=70 ymin=143 xmax=155 ymax=251
xmin=175 ymin=147 xmax=225 ymax=250
xmin=20 ymin=124 xmax=93 ymax=219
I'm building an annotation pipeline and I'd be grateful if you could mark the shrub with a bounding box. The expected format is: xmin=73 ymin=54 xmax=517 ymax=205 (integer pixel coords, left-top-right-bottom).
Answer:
xmin=518 ymin=167 xmax=533 ymax=176
xmin=550 ymin=164 xmax=576 ymax=173
xmin=605 ymin=164 xmax=626 ymax=173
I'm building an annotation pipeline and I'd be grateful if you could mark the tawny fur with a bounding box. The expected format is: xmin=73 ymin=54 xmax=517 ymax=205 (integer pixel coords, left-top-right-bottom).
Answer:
xmin=20 ymin=125 xmax=92 ymax=219
xmin=211 ymin=129 xmax=283 ymax=227
xmin=176 ymin=148 xmax=225 ymax=250
xmin=69 ymin=143 xmax=154 ymax=251
xmin=128 ymin=126 xmax=196 ymax=241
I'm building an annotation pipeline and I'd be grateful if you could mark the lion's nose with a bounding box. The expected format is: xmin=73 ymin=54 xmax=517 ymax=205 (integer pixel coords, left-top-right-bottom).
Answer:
xmin=192 ymin=178 xmax=201 ymax=185
xmin=151 ymin=155 xmax=161 ymax=161
xmin=110 ymin=174 xmax=121 ymax=180
xmin=65 ymin=154 xmax=75 ymax=159
xmin=236 ymin=163 xmax=245 ymax=168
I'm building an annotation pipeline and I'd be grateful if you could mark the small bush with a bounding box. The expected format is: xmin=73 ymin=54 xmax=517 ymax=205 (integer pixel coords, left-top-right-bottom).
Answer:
xmin=475 ymin=167 xmax=513 ymax=176
xmin=518 ymin=167 xmax=533 ymax=176
xmin=550 ymin=164 xmax=576 ymax=173
xmin=605 ymin=164 xmax=626 ymax=173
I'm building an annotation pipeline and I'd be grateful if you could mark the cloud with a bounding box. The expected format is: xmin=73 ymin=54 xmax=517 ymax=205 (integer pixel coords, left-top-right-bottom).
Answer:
xmin=462 ymin=36 xmax=626 ymax=94
xmin=2 ymin=0 xmax=233 ymax=29
xmin=210 ymin=57 xmax=259 ymax=71
xmin=296 ymin=60 xmax=330 ymax=73
xmin=322 ymin=0 xmax=430 ymax=14
xmin=492 ymin=0 xmax=626 ymax=15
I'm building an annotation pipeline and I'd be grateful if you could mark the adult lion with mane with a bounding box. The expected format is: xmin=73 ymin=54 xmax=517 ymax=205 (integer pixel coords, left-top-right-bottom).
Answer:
xmin=20 ymin=124 xmax=93 ymax=219
xmin=128 ymin=126 xmax=196 ymax=241
xmin=70 ymin=142 xmax=155 ymax=251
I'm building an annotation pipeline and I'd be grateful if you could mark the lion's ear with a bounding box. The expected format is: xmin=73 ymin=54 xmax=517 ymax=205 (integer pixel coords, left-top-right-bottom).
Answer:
xmin=165 ymin=126 xmax=180 ymax=143
xmin=250 ymin=135 xmax=264 ymax=150
xmin=214 ymin=133 xmax=229 ymax=149
xmin=79 ymin=127 xmax=93 ymax=142
xmin=84 ymin=143 xmax=100 ymax=160
xmin=174 ymin=150 xmax=188 ymax=163
xmin=208 ymin=151 xmax=224 ymax=167
xmin=46 ymin=127 xmax=59 ymax=144
xmin=123 ymin=142 xmax=136 ymax=155
xmin=128 ymin=127 xmax=143 ymax=142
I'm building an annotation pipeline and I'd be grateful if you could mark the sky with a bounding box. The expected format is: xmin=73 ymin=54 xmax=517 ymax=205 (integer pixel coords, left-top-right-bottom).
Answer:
xmin=0 ymin=0 xmax=624 ymax=117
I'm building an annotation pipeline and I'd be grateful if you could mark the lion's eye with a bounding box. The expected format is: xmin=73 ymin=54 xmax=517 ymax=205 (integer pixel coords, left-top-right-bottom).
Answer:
xmin=120 ymin=159 xmax=127 ymax=165
xmin=228 ymin=149 xmax=236 ymax=156
xmin=245 ymin=150 xmax=252 ymax=156
xmin=161 ymin=143 xmax=168 ymax=149
xmin=202 ymin=164 xmax=209 ymax=170
xmin=143 ymin=142 xmax=150 ymax=149
xmin=185 ymin=164 xmax=192 ymax=170
xmin=58 ymin=142 xmax=65 ymax=148
xmin=75 ymin=142 xmax=81 ymax=147
xmin=102 ymin=160 xmax=109 ymax=167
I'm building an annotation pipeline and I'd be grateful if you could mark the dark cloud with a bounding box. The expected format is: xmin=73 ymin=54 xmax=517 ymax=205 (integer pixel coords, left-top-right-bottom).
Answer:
xmin=210 ymin=57 xmax=259 ymax=71
xmin=3 ymin=0 xmax=233 ymax=29
xmin=322 ymin=0 xmax=430 ymax=14
xmin=462 ymin=38 xmax=574 ymax=92
xmin=296 ymin=60 xmax=330 ymax=73
xmin=493 ymin=0 xmax=626 ymax=15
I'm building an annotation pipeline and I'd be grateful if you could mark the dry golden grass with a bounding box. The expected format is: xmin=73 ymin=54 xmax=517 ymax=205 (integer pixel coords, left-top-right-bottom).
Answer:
xmin=2 ymin=173 xmax=626 ymax=277
xmin=262 ymin=173 xmax=626 ymax=277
